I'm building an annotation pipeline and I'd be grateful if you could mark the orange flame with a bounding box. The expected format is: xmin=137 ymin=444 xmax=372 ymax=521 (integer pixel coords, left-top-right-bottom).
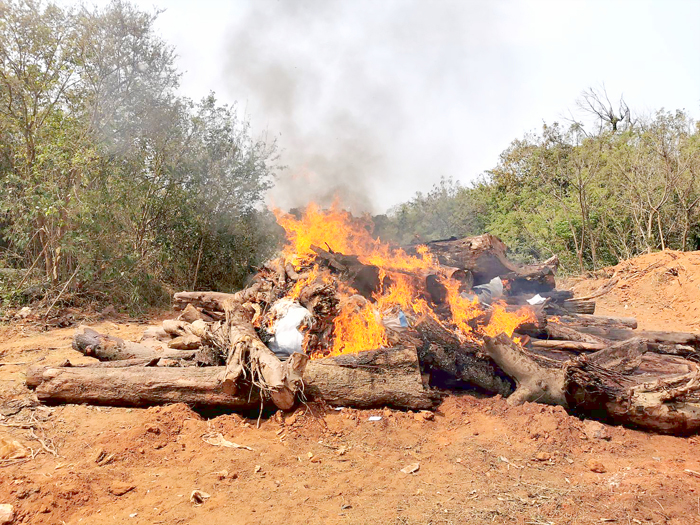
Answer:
xmin=329 ymin=298 xmax=388 ymax=357
xmin=273 ymin=203 xmax=536 ymax=357
xmin=481 ymin=303 xmax=537 ymax=338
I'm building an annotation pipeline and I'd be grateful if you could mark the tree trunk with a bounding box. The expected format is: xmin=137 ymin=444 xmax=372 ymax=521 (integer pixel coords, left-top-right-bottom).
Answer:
xmin=303 ymin=346 xmax=442 ymax=409
xmin=482 ymin=335 xmax=700 ymax=434
xmin=414 ymin=315 xmax=514 ymax=396
xmin=27 ymin=365 xmax=260 ymax=409
xmin=26 ymin=347 xmax=441 ymax=411
xmin=566 ymin=340 xmax=700 ymax=434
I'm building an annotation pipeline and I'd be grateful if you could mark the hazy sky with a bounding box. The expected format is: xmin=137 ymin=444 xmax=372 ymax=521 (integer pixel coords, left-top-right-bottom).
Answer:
xmin=131 ymin=1 xmax=699 ymax=212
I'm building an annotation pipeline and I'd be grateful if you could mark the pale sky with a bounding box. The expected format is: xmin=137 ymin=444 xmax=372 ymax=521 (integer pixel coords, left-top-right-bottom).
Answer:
xmin=115 ymin=1 xmax=700 ymax=212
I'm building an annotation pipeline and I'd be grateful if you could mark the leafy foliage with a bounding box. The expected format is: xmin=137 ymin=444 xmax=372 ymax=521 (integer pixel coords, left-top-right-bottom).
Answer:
xmin=0 ymin=0 xmax=281 ymax=310
xmin=381 ymin=107 xmax=700 ymax=273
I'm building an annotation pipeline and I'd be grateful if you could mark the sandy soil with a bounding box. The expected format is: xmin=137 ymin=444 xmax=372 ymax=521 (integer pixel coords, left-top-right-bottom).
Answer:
xmin=2 ymin=252 xmax=700 ymax=525
xmin=564 ymin=250 xmax=700 ymax=333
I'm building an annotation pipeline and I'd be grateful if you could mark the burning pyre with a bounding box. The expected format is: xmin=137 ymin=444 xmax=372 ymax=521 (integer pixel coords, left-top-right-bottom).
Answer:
xmin=268 ymin=203 xmax=536 ymax=359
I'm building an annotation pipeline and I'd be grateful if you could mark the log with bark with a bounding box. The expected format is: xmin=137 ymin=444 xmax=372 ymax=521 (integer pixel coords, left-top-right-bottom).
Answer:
xmin=482 ymin=335 xmax=700 ymax=434
xmin=27 ymin=346 xmax=442 ymax=410
xmin=413 ymin=314 xmax=514 ymax=396
xmin=73 ymin=326 xmax=197 ymax=362
xmin=407 ymin=234 xmax=558 ymax=291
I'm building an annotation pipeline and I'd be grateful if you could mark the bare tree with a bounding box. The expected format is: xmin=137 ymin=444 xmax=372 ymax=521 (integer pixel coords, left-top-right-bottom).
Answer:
xmin=577 ymin=86 xmax=633 ymax=133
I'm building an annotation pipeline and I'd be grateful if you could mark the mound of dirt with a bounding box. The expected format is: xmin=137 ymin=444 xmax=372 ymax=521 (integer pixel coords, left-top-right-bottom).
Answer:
xmin=564 ymin=250 xmax=700 ymax=332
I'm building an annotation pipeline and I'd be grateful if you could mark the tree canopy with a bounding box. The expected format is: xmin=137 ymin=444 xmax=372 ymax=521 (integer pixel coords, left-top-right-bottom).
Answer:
xmin=0 ymin=0 xmax=281 ymax=309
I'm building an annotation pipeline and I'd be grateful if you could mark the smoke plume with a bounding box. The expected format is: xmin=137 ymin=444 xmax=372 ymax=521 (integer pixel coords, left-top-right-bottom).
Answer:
xmin=224 ymin=0 xmax=518 ymax=213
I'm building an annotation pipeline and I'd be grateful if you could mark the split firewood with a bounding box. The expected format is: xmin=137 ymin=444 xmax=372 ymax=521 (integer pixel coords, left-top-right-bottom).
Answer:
xmin=167 ymin=334 xmax=202 ymax=350
xmin=72 ymin=327 xmax=196 ymax=362
xmin=177 ymin=304 xmax=214 ymax=323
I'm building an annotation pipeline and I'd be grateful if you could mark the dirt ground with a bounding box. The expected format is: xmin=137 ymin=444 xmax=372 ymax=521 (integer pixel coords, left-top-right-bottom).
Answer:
xmin=2 ymin=251 xmax=700 ymax=524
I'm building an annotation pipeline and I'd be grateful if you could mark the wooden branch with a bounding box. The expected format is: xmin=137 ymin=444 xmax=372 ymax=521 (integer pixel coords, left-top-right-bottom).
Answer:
xmin=482 ymin=334 xmax=567 ymax=406
xmin=215 ymin=301 xmax=308 ymax=410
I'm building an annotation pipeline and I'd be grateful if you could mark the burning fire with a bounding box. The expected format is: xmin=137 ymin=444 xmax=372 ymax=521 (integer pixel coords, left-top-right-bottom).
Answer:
xmin=273 ymin=203 xmax=536 ymax=358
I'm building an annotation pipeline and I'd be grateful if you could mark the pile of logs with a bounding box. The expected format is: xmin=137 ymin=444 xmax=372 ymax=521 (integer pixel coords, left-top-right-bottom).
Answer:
xmin=26 ymin=233 xmax=700 ymax=434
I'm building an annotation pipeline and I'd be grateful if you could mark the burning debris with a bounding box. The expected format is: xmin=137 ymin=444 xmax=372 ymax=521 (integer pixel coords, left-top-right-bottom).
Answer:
xmin=26 ymin=205 xmax=700 ymax=434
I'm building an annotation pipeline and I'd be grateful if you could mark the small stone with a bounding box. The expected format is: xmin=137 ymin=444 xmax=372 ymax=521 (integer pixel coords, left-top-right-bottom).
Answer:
xmin=584 ymin=421 xmax=611 ymax=441
xmin=419 ymin=411 xmax=435 ymax=421
xmin=400 ymin=462 xmax=420 ymax=474
xmin=0 ymin=504 xmax=14 ymax=525
xmin=190 ymin=490 xmax=210 ymax=506
xmin=17 ymin=307 xmax=31 ymax=319
xmin=534 ymin=452 xmax=551 ymax=461
xmin=587 ymin=459 xmax=607 ymax=473
xmin=254 ymin=465 xmax=262 ymax=473
xmin=285 ymin=413 xmax=298 ymax=426
xmin=109 ymin=482 xmax=135 ymax=496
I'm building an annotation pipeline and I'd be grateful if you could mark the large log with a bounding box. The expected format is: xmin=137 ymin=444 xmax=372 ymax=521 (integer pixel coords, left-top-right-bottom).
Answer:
xmin=310 ymin=245 xmax=382 ymax=299
xmin=303 ymin=346 xmax=442 ymax=409
xmin=546 ymin=299 xmax=596 ymax=315
xmin=26 ymin=347 xmax=441 ymax=410
xmin=173 ymin=284 xmax=262 ymax=312
xmin=553 ymin=314 xmax=638 ymax=330
xmin=566 ymin=326 xmax=700 ymax=352
xmin=566 ymin=341 xmax=700 ymax=434
xmin=414 ymin=315 xmax=514 ymax=396
xmin=407 ymin=234 xmax=520 ymax=285
xmin=27 ymin=365 xmax=260 ymax=408
xmin=482 ymin=335 xmax=700 ymax=434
